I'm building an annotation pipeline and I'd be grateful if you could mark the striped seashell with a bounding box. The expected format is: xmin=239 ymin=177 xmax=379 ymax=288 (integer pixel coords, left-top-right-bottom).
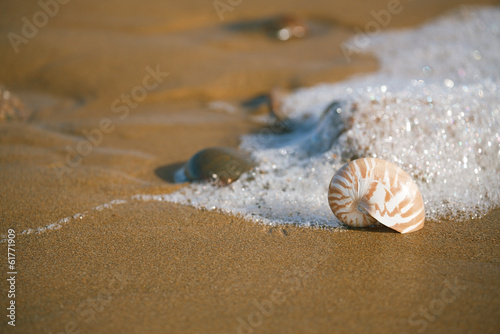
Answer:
xmin=328 ymin=158 xmax=425 ymax=233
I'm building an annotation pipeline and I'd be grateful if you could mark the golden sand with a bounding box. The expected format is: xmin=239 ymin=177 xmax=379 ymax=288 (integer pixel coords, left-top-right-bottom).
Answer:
xmin=0 ymin=0 xmax=499 ymax=333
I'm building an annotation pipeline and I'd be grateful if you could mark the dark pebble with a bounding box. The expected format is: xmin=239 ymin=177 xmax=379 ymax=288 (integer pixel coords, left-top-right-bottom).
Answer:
xmin=184 ymin=147 xmax=255 ymax=185
xmin=266 ymin=14 xmax=309 ymax=41
xmin=0 ymin=87 xmax=30 ymax=121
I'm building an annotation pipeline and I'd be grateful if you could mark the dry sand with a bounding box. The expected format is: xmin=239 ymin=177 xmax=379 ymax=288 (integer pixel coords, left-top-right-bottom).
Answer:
xmin=0 ymin=0 xmax=499 ymax=333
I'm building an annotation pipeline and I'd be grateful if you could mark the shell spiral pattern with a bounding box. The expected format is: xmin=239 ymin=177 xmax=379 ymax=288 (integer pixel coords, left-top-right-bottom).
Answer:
xmin=328 ymin=158 xmax=425 ymax=233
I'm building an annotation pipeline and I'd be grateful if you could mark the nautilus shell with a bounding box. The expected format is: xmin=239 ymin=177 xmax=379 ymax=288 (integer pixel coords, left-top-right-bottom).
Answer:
xmin=328 ymin=158 xmax=425 ymax=233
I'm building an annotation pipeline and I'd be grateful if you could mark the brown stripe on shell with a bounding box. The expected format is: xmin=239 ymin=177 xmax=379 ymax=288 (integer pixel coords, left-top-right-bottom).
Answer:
xmin=328 ymin=158 xmax=425 ymax=233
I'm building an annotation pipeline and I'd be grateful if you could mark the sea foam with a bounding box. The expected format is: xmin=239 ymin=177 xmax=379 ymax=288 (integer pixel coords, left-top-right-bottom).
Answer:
xmin=155 ymin=6 xmax=500 ymax=227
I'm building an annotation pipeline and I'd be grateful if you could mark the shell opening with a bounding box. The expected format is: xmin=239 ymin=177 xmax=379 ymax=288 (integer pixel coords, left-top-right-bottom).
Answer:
xmin=357 ymin=204 xmax=369 ymax=216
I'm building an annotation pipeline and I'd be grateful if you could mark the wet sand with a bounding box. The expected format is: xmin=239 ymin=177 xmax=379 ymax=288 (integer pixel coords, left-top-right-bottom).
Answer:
xmin=6 ymin=202 xmax=499 ymax=334
xmin=0 ymin=0 xmax=499 ymax=333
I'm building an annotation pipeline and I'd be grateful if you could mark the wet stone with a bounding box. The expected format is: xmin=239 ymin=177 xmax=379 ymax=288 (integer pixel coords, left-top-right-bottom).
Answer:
xmin=0 ymin=86 xmax=30 ymax=121
xmin=184 ymin=147 xmax=256 ymax=185
xmin=265 ymin=14 xmax=309 ymax=41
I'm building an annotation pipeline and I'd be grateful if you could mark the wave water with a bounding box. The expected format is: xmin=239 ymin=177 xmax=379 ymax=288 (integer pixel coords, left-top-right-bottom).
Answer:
xmin=104 ymin=7 xmax=500 ymax=229
xmin=147 ymin=6 xmax=500 ymax=228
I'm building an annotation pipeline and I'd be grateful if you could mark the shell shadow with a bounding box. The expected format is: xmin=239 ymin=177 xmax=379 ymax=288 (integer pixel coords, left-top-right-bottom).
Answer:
xmin=344 ymin=226 xmax=399 ymax=234
xmin=154 ymin=162 xmax=186 ymax=183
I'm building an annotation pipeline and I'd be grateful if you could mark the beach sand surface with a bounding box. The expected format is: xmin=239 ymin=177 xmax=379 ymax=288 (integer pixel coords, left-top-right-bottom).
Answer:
xmin=0 ymin=0 xmax=499 ymax=333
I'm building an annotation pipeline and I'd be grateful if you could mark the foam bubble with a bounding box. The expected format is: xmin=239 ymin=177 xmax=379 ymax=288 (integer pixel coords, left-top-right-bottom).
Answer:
xmin=161 ymin=6 xmax=500 ymax=227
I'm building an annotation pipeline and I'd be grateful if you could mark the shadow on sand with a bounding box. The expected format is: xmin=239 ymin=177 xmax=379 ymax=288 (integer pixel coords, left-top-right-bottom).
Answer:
xmin=154 ymin=162 xmax=186 ymax=183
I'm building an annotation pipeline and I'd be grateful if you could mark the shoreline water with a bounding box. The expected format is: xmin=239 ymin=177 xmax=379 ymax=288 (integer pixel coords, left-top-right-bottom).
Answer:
xmin=158 ymin=6 xmax=500 ymax=229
